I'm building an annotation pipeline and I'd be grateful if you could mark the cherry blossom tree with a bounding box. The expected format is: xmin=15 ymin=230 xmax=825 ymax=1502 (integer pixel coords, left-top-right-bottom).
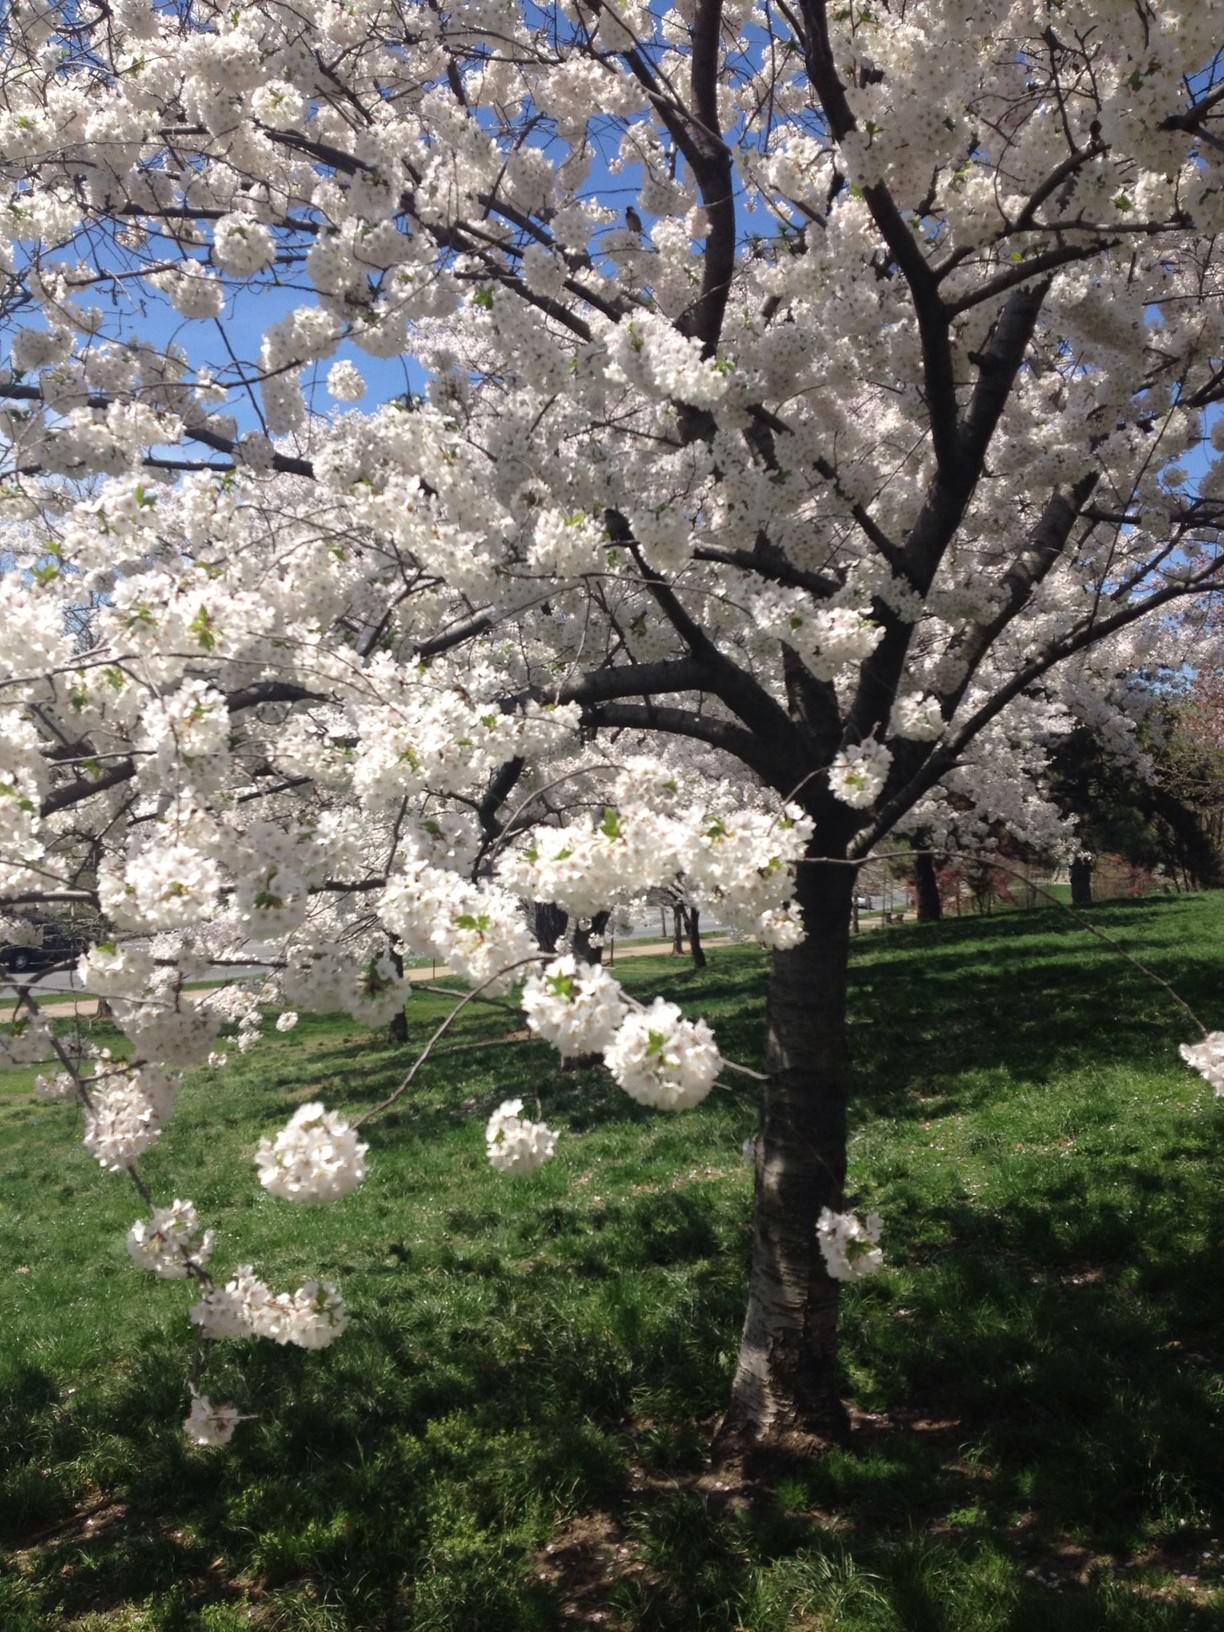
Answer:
xmin=3 ymin=0 xmax=1224 ymax=1456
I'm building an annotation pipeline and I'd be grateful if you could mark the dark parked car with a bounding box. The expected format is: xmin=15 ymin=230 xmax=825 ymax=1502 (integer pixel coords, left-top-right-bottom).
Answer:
xmin=0 ymin=917 xmax=93 ymax=975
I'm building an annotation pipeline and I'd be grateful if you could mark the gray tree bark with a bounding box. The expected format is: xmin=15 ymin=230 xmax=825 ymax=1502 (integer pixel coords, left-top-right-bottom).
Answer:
xmin=720 ymin=856 xmax=855 ymax=1455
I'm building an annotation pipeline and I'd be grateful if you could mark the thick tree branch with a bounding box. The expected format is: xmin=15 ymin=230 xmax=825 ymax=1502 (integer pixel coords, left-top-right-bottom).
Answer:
xmin=40 ymin=681 xmax=320 ymax=817
xmin=581 ymin=702 xmax=782 ymax=783
xmin=678 ymin=0 xmax=738 ymax=355
xmin=797 ymin=0 xmax=958 ymax=472
xmin=0 ymin=382 xmax=315 ymax=479
xmin=604 ymin=511 xmax=806 ymax=765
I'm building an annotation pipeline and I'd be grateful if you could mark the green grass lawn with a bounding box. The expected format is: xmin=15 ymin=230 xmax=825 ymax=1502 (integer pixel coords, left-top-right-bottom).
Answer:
xmin=2 ymin=895 xmax=1222 ymax=1631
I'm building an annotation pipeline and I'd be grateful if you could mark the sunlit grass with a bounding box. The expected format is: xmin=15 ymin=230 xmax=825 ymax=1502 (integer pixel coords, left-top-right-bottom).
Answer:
xmin=2 ymin=897 xmax=1222 ymax=1629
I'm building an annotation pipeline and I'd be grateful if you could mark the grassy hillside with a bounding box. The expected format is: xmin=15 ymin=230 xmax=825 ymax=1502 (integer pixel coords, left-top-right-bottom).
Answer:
xmin=2 ymin=894 xmax=1222 ymax=1631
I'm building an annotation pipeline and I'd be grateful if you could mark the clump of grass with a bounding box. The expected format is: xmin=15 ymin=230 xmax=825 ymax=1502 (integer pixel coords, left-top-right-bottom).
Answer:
xmin=2 ymin=899 xmax=1222 ymax=1629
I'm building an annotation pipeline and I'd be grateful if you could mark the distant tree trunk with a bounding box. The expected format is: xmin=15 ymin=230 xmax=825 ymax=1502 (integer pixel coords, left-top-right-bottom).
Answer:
xmin=671 ymin=905 xmax=685 ymax=954
xmin=534 ymin=901 xmax=569 ymax=955
xmin=720 ymin=855 xmax=855 ymax=1457
xmin=913 ymin=849 xmax=942 ymax=922
xmin=685 ymin=906 xmax=707 ymax=969
xmin=572 ymin=910 xmax=610 ymax=966
xmin=1070 ymin=857 xmax=1093 ymax=907
xmin=387 ymin=946 xmax=408 ymax=1044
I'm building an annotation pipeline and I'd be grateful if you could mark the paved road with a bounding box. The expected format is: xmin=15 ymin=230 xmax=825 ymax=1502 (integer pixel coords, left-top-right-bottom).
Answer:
xmin=2 ymin=938 xmax=727 ymax=1020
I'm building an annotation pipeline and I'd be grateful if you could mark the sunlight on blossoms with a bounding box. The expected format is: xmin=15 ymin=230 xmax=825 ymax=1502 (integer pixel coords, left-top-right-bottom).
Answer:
xmin=190 ymin=1267 xmax=349 ymax=1349
xmin=603 ymin=1000 xmax=722 ymax=1111
xmin=520 ymin=955 xmax=627 ymax=1059
xmin=828 ymin=741 xmax=893 ymax=810
xmin=255 ymin=1103 xmax=369 ymax=1204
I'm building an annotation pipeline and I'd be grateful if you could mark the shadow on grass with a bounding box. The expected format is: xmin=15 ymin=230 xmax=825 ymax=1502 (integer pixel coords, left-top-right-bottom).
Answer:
xmin=3 ymin=900 xmax=1223 ymax=1630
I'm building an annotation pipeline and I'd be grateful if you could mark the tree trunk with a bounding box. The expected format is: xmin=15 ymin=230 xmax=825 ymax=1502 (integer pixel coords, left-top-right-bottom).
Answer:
xmin=387 ymin=947 xmax=408 ymax=1045
xmin=686 ymin=906 xmax=707 ymax=969
xmin=720 ymin=857 xmax=855 ymax=1457
xmin=1070 ymin=857 xmax=1093 ymax=907
xmin=671 ymin=906 xmax=685 ymax=955
xmin=534 ymin=901 xmax=568 ymax=955
xmin=572 ymin=910 xmax=610 ymax=966
xmin=913 ymin=849 xmax=942 ymax=922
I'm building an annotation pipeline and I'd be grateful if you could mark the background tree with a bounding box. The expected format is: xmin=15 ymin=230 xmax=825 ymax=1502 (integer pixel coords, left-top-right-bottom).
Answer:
xmin=1164 ymin=677 xmax=1224 ymax=864
xmin=1051 ymin=719 xmax=1223 ymax=902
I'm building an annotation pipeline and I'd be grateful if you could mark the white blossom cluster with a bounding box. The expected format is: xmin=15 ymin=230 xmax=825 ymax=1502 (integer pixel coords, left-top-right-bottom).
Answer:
xmin=190 ymin=1267 xmax=348 ymax=1349
xmin=0 ymin=1015 xmax=55 ymax=1068
xmin=99 ymin=842 xmax=222 ymax=931
xmin=381 ymin=863 xmax=537 ymax=993
xmin=128 ymin=1199 xmax=215 ymax=1279
xmin=281 ymin=947 xmax=410 ymax=1026
xmin=485 ymin=1097 xmax=559 ymax=1174
xmin=752 ymin=592 xmax=885 ymax=681
xmin=83 ymin=1064 xmax=179 ymax=1171
xmin=603 ymin=999 xmax=722 ymax=1111
xmin=1180 ymin=1034 xmax=1224 ymax=1098
xmin=211 ymin=213 xmax=276 ymax=276
xmin=0 ymin=914 xmax=42 ymax=948
xmin=255 ymin=1102 xmax=369 ymax=1204
xmin=183 ymin=1394 xmax=242 ymax=1448
xmin=497 ymin=798 xmax=809 ymax=948
xmin=891 ymin=693 xmax=945 ymax=742
xmin=33 ymin=1069 xmax=76 ymax=1102
xmin=828 ymin=741 xmax=893 ymax=810
xmin=521 ymin=956 xmax=627 ymax=1058
xmin=817 ymin=1208 xmax=885 ymax=1282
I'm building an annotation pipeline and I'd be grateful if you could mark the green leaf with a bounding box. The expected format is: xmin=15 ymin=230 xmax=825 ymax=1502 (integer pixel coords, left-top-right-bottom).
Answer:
xmin=453 ymin=913 xmax=491 ymax=934
xmin=189 ymin=606 xmax=216 ymax=651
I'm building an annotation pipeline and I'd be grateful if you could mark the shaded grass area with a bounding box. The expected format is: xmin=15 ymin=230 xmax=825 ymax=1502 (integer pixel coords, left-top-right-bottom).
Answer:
xmin=2 ymin=897 xmax=1223 ymax=1630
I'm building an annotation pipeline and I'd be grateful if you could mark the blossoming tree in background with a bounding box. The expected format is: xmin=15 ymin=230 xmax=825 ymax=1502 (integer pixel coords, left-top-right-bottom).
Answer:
xmin=2 ymin=0 xmax=1224 ymax=1455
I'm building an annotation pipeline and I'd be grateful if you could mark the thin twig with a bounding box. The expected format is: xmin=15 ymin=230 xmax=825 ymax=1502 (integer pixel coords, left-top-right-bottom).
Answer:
xmin=355 ymin=957 xmax=544 ymax=1126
